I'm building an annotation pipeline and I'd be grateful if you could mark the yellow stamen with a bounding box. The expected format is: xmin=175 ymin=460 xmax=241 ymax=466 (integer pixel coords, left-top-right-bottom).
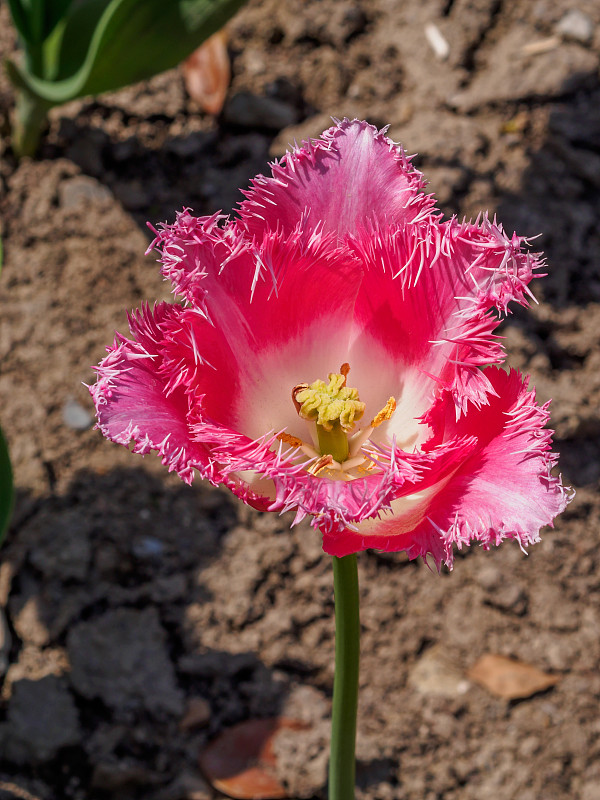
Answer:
xmin=293 ymin=370 xmax=366 ymax=464
xmin=294 ymin=372 xmax=365 ymax=432
xmin=371 ymin=397 xmax=396 ymax=428
xmin=308 ymin=454 xmax=335 ymax=475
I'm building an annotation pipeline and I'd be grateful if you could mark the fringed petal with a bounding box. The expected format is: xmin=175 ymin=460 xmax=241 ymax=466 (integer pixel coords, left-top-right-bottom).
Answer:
xmin=238 ymin=118 xmax=436 ymax=242
xmin=91 ymin=302 xmax=218 ymax=486
xmin=324 ymin=368 xmax=571 ymax=567
xmin=149 ymin=219 xmax=364 ymax=441
xmin=349 ymin=212 xmax=543 ymax=416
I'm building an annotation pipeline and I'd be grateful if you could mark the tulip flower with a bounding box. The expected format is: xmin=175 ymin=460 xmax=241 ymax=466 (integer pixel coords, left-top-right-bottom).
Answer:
xmin=92 ymin=118 xmax=568 ymax=566
xmin=91 ymin=119 xmax=570 ymax=799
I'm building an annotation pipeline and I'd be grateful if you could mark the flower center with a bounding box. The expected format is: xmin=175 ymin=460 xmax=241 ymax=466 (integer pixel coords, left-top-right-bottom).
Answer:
xmin=279 ymin=364 xmax=397 ymax=480
xmin=293 ymin=365 xmax=365 ymax=463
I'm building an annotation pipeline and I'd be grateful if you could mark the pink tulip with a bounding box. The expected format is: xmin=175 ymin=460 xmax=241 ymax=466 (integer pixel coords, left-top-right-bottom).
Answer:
xmin=91 ymin=119 xmax=570 ymax=568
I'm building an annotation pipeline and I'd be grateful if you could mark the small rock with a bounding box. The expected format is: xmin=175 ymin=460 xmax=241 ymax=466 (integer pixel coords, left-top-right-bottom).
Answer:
xmin=223 ymin=92 xmax=299 ymax=131
xmin=62 ymin=398 xmax=94 ymax=431
xmin=58 ymin=175 xmax=112 ymax=210
xmin=131 ymin=535 xmax=164 ymax=561
xmin=0 ymin=676 xmax=81 ymax=764
xmin=67 ymin=608 xmax=184 ymax=717
xmin=425 ymin=23 xmax=450 ymax=60
xmin=556 ymin=10 xmax=594 ymax=44
xmin=179 ymin=697 xmax=211 ymax=731
xmin=408 ymin=644 xmax=470 ymax=697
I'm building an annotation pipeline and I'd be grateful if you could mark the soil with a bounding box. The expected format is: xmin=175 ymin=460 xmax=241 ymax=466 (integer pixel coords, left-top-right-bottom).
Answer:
xmin=1 ymin=0 xmax=600 ymax=798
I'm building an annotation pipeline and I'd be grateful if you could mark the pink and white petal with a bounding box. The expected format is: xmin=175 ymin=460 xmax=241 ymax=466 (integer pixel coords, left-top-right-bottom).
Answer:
xmin=153 ymin=222 xmax=364 ymax=441
xmin=349 ymin=213 xmax=540 ymax=416
xmin=348 ymin=221 xmax=492 ymax=424
xmin=152 ymin=210 xmax=361 ymax=351
xmin=324 ymin=367 xmax=571 ymax=566
xmin=238 ymin=118 xmax=435 ymax=242
xmin=91 ymin=303 xmax=215 ymax=485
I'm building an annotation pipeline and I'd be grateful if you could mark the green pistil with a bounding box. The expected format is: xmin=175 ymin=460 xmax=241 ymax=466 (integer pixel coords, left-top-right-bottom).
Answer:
xmin=295 ymin=372 xmax=365 ymax=463
xmin=317 ymin=420 xmax=349 ymax=464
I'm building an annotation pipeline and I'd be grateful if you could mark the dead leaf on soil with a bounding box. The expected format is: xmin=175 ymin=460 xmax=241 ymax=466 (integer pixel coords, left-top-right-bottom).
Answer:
xmin=182 ymin=30 xmax=230 ymax=115
xmin=468 ymin=654 xmax=559 ymax=700
xmin=198 ymin=717 xmax=310 ymax=800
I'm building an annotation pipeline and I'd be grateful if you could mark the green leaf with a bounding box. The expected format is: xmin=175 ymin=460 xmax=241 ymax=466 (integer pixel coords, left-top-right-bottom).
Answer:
xmin=6 ymin=0 xmax=33 ymax=44
xmin=43 ymin=0 xmax=74 ymax=39
xmin=7 ymin=0 xmax=75 ymax=44
xmin=6 ymin=0 xmax=245 ymax=106
xmin=0 ymin=426 xmax=14 ymax=546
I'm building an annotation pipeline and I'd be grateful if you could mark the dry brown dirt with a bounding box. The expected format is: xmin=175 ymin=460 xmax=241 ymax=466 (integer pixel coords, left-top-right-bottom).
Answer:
xmin=1 ymin=0 xmax=600 ymax=798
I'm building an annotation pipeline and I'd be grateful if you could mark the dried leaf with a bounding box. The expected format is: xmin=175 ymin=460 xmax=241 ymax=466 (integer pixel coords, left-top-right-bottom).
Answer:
xmin=199 ymin=717 xmax=309 ymax=800
xmin=468 ymin=654 xmax=559 ymax=700
xmin=182 ymin=30 xmax=230 ymax=115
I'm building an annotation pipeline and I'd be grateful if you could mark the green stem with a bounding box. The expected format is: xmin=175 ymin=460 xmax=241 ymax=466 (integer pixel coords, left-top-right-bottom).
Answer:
xmin=12 ymin=90 xmax=50 ymax=159
xmin=329 ymin=553 xmax=360 ymax=800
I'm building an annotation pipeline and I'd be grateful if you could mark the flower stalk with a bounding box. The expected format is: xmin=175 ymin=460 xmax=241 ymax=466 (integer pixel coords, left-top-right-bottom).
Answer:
xmin=12 ymin=89 xmax=49 ymax=159
xmin=330 ymin=553 xmax=360 ymax=800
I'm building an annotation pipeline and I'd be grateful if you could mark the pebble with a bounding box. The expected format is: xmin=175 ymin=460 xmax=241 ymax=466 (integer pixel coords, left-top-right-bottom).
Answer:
xmin=425 ymin=23 xmax=450 ymax=60
xmin=408 ymin=644 xmax=470 ymax=697
xmin=131 ymin=535 xmax=164 ymax=561
xmin=556 ymin=10 xmax=594 ymax=45
xmin=62 ymin=398 xmax=94 ymax=431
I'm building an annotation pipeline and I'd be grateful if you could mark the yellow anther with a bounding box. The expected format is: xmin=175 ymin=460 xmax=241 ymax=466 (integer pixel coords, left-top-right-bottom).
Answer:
xmin=308 ymin=454 xmax=335 ymax=475
xmin=294 ymin=372 xmax=365 ymax=432
xmin=276 ymin=432 xmax=303 ymax=448
xmin=371 ymin=397 xmax=396 ymax=428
